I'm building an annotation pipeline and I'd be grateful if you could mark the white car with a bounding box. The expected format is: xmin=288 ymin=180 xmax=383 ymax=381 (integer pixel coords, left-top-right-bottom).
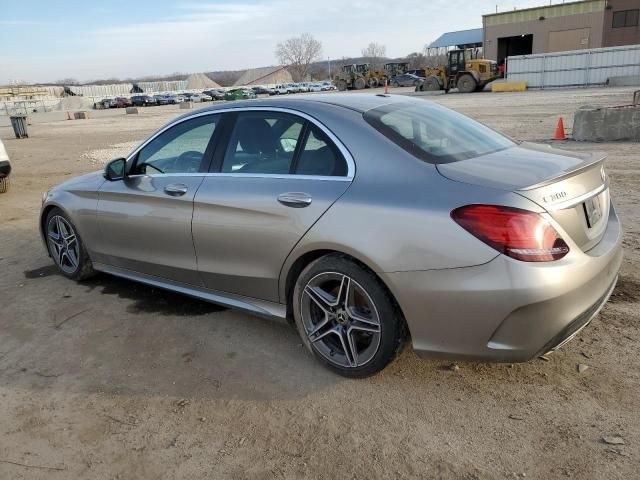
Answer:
xmin=308 ymin=83 xmax=323 ymax=92
xmin=321 ymin=82 xmax=335 ymax=91
xmin=0 ymin=139 xmax=10 ymax=193
xmin=273 ymin=84 xmax=291 ymax=95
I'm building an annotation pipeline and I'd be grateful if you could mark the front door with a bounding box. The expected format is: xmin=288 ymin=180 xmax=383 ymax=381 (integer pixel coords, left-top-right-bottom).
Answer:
xmin=193 ymin=110 xmax=353 ymax=302
xmin=95 ymin=113 xmax=221 ymax=285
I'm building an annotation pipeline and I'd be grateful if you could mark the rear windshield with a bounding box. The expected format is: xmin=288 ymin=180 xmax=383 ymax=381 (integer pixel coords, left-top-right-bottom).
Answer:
xmin=363 ymin=102 xmax=514 ymax=164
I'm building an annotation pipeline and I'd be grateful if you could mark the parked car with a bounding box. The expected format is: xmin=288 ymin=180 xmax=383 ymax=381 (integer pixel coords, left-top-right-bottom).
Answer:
xmin=251 ymin=86 xmax=274 ymax=95
xmin=41 ymin=94 xmax=622 ymax=378
xmin=308 ymin=83 xmax=324 ymax=92
xmin=200 ymin=93 xmax=213 ymax=102
xmin=130 ymin=95 xmax=156 ymax=107
xmin=101 ymin=98 xmax=117 ymax=108
xmin=390 ymin=73 xmax=423 ymax=87
xmin=154 ymin=94 xmax=172 ymax=105
xmin=166 ymin=94 xmax=184 ymax=104
xmin=203 ymin=89 xmax=225 ymax=101
xmin=114 ymin=97 xmax=132 ymax=108
xmin=224 ymin=88 xmax=256 ymax=101
xmin=182 ymin=92 xmax=202 ymax=103
xmin=298 ymin=83 xmax=312 ymax=92
xmin=271 ymin=84 xmax=291 ymax=95
xmin=321 ymin=82 xmax=335 ymax=91
xmin=0 ymin=138 xmax=10 ymax=193
xmin=406 ymin=69 xmax=426 ymax=78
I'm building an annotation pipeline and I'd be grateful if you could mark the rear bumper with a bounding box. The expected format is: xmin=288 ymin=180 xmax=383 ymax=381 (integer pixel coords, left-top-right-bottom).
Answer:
xmin=382 ymin=204 xmax=623 ymax=362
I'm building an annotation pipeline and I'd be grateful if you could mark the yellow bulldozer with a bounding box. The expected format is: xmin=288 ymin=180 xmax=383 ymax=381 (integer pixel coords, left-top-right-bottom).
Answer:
xmin=416 ymin=49 xmax=500 ymax=93
xmin=334 ymin=63 xmax=390 ymax=91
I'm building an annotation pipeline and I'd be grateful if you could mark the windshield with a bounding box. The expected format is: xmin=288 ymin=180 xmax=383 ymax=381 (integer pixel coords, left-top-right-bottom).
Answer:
xmin=363 ymin=102 xmax=514 ymax=164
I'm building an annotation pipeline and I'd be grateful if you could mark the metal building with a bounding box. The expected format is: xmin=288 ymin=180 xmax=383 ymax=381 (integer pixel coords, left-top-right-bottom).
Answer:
xmin=483 ymin=0 xmax=640 ymax=65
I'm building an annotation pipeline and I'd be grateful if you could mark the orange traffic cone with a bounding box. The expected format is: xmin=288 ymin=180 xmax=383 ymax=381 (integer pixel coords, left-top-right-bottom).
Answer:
xmin=67 ymin=111 xmax=73 ymax=120
xmin=384 ymin=79 xmax=389 ymax=94
xmin=553 ymin=117 xmax=566 ymax=140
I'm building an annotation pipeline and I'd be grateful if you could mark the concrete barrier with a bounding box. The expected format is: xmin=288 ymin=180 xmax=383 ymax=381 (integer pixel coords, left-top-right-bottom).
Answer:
xmin=606 ymin=75 xmax=640 ymax=87
xmin=125 ymin=107 xmax=139 ymax=115
xmin=73 ymin=111 xmax=90 ymax=120
xmin=180 ymin=102 xmax=193 ymax=110
xmin=573 ymin=105 xmax=640 ymax=142
xmin=491 ymin=82 xmax=527 ymax=92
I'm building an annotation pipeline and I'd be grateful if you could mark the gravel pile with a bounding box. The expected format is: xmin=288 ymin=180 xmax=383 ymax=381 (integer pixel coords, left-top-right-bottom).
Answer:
xmin=81 ymin=141 xmax=140 ymax=165
xmin=186 ymin=73 xmax=221 ymax=89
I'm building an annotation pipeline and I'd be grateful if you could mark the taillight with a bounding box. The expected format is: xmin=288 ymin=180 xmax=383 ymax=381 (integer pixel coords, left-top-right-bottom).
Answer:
xmin=451 ymin=205 xmax=569 ymax=262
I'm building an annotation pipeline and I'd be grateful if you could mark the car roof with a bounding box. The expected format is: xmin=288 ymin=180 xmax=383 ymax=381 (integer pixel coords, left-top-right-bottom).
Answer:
xmin=191 ymin=93 xmax=410 ymax=115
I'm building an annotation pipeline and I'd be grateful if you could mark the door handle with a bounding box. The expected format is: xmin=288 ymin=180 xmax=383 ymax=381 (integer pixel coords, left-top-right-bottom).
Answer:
xmin=164 ymin=183 xmax=188 ymax=196
xmin=277 ymin=192 xmax=312 ymax=208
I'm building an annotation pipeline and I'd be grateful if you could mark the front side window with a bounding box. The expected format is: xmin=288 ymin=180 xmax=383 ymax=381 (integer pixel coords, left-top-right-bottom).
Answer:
xmin=221 ymin=112 xmax=305 ymax=174
xmin=364 ymin=102 xmax=514 ymax=164
xmin=134 ymin=115 xmax=218 ymax=174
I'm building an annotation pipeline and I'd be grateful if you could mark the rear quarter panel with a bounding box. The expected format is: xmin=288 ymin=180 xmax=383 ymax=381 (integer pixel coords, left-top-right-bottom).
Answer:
xmin=278 ymin=105 xmax=544 ymax=300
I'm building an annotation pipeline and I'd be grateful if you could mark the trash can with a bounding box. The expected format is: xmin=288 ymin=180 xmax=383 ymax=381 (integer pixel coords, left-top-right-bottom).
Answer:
xmin=10 ymin=115 xmax=29 ymax=139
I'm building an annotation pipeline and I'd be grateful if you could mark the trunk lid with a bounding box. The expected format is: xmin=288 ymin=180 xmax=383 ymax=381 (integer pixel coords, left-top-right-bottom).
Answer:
xmin=437 ymin=143 xmax=609 ymax=251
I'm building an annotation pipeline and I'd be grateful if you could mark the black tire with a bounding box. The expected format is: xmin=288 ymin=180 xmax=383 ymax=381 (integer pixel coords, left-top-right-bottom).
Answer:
xmin=0 ymin=177 xmax=8 ymax=194
xmin=354 ymin=77 xmax=366 ymax=90
xmin=368 ymin=77 xmax=379 ymax=88
xmin=45 ymin=207 xmax=96 ymax=280
xmin=292 ymin=254 xmax=405 ymax=378
xmin=424 ymin=77 xmax=441 ymax=91
xmin=457 ymin=74 xmax=477 ymax=93
xmin=336 ymin=80 xmax=348 ymax=91
xmin=391 ymin=81 xmax=399 ymax=88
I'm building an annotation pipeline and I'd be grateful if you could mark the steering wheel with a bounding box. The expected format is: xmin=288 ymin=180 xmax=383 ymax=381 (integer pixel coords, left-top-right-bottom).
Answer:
xmin=174 ymin=151 xmax=203 ymax=173
xmin=137 ymin=162 xmax=165 ymax=174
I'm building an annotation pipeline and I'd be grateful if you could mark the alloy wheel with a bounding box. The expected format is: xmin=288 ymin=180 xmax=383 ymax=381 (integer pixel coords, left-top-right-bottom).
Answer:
xmin=300 ymin=272 xmax=381 ymax=368
xmin=47 ymin=215 xmax=80 ymax=274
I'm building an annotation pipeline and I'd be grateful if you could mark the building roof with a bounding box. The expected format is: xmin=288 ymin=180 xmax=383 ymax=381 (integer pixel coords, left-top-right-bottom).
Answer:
xmin=429 ymin=28 xmax=483 ymax=48
xmin=233 ymin=66 xmax=292 ymax=86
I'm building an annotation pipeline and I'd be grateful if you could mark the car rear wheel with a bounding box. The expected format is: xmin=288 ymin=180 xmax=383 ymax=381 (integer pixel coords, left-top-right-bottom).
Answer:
xmin=45 ymin=208 xmax=95 ymax=280
xmin=293 ymin=254 xmax=404 ymax=378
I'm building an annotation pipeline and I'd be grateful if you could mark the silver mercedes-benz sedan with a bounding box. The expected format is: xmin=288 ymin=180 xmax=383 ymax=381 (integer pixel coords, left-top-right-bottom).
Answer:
xmin=40 ymin=94 xmax=622 ymax=377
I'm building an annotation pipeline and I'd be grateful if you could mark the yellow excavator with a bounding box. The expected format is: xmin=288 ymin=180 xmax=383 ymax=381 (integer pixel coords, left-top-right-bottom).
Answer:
xmin=416 ymin=49 xmax=500 ymax=93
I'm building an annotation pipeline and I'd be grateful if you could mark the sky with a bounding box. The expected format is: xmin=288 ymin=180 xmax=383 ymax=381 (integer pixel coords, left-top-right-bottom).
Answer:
xmin=1 ymin=0 xmax=550 ymax=84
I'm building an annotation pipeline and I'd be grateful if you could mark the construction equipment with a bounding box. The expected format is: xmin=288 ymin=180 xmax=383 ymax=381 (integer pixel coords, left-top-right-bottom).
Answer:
xmin=383 ymin=62 xmax=410 ymax=78
xmin=416 ymin=49 xmax=499 ymax=93
xmin=334 ymin=64 xmax=369 ymax=91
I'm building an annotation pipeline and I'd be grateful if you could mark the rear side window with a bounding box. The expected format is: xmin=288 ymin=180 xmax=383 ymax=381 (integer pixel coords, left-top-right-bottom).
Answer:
xmin=221 ymin=112 xmax=305 ymax=174
xmin=220 ymin=111 xmax=348 ymax=177
xmin=295 ymin=126 xmax=347 ymax=177
xmin=363 ymin=102 xmax=514 ymax=164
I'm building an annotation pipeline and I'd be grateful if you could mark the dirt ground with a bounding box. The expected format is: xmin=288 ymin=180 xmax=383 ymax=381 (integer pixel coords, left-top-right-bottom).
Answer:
xmin=0 ymin=87 xmax=638 ymax=479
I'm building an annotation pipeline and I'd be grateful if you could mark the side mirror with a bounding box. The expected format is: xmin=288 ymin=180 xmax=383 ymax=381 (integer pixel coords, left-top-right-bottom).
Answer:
xmin=104 ymin=157 xmax=126 ymax=181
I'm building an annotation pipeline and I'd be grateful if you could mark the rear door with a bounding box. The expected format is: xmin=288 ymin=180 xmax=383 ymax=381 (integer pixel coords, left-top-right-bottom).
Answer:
xmin=192 ymin=109 xmax=353 ymax=302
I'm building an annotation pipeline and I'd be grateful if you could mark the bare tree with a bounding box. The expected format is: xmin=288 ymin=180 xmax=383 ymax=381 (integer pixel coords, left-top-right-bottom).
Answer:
xmin=276 ymin=34 xmax=322 ymax=82
xmin=361 ymin=42 xmax=387 ymax=70
xmin=403 ymin=52 xmax=423 ymax=69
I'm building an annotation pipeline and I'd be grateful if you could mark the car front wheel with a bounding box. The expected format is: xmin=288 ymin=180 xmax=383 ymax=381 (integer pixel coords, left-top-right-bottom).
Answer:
xmin=293 ymin=254 xmax=405 ymax=378
xmin=45 ymin=208 xmax=95 ymax=280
